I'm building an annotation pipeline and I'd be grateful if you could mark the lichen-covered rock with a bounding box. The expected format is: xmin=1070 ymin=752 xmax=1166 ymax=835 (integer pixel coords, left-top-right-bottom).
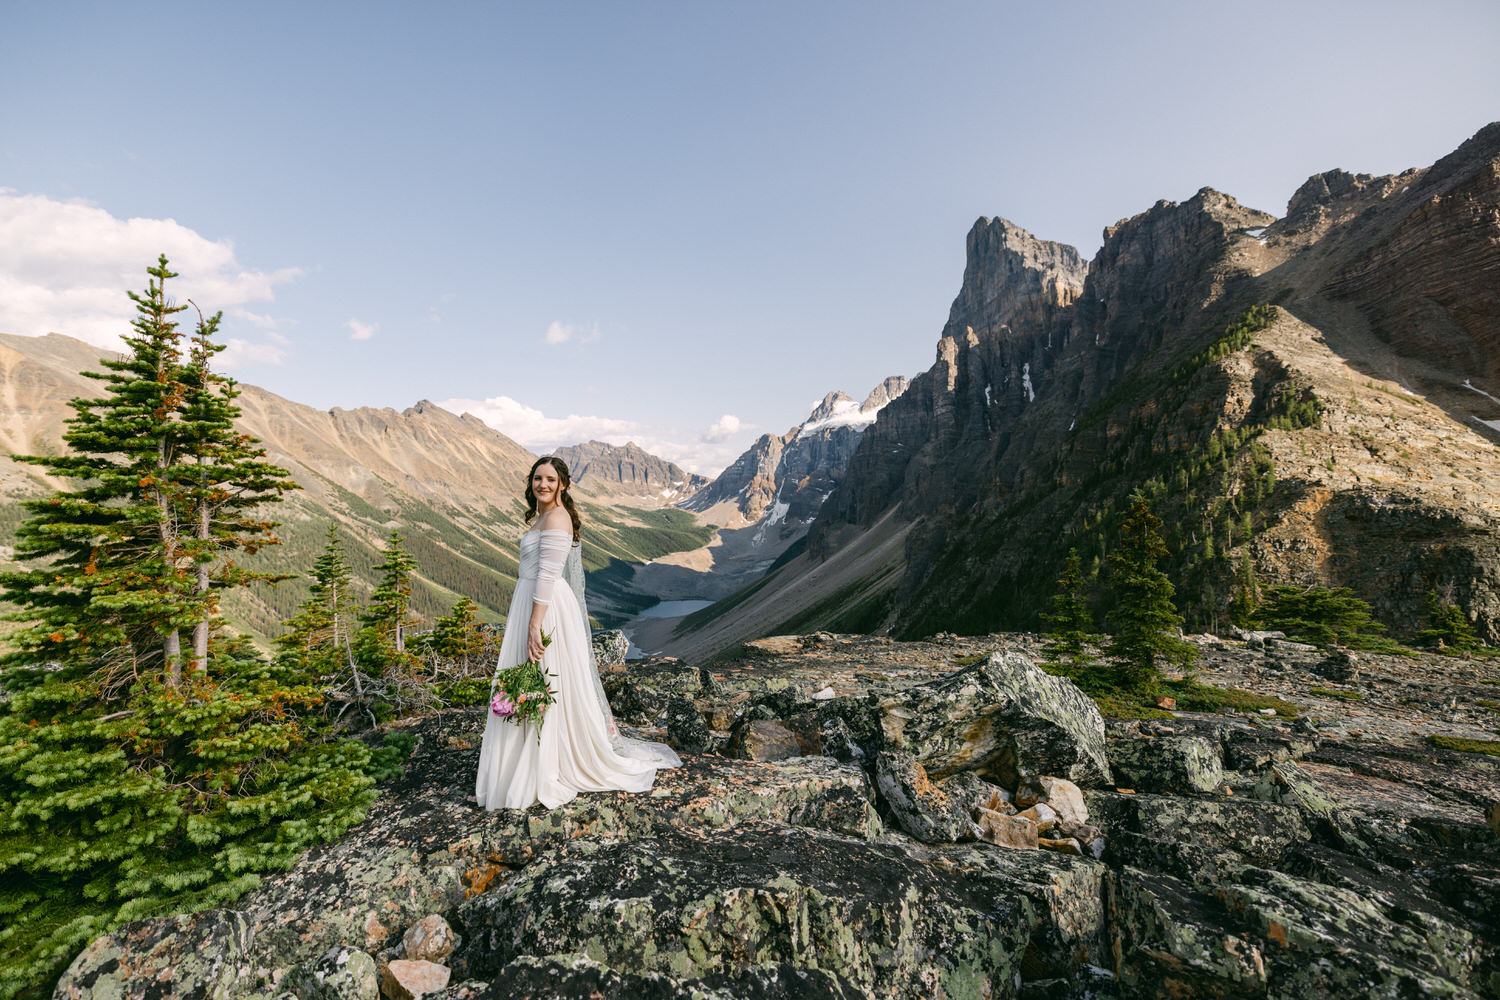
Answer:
xmin=451 ymin=823 xmax=1104 ymax=998
xmin=1108 ymin=735 xmax=1225 ymax=794
xmin=592 ymin=629 xmax=631 ymax=667
xmin=454 ymin=953 xmax=863 ymax=999
xmin=659 ymin=695 xmax=715 ymax=753
xmin=874 ymin=750 xmax=976 ymax=842
xmin=283 ymin=945 xmax=379 ymax=1000
xmin=241 ymin=845 xmax=466 ymax=970
xmin=726 ymin=719 xmax=802 ymax=761
xmin=880 ymin=651 xmax=1111 ymax=787
xmin=401 ymin=915 xmax=457 ymax=964
xmin=935 ymin=769 xmax=1009 ymax=817
xmin=1248 ymin=760 xmax=1368 ymax=854
xmin=54 ymin=909 xmax=257 ymax=1000
xmin=1089 ymin=791 xmax=1309 ymax=882
xmin=603 ymin=661 xmax=715 ymax=724
xmin=1109 ymin=864 xmax=1486 ymax=998
xmin=380 ymin=958 xmax=451 ymax=1000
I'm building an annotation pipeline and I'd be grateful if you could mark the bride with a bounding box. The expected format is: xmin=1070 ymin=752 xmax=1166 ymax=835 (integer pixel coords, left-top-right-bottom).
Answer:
xmin=474 ymin=456 xmax=680 ymax=810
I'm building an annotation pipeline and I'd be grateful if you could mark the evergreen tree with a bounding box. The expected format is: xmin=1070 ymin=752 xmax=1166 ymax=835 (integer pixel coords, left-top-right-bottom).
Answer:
xmin=1103 ymin=492 xmax=1198 ymax=691
xmin=1411 ymin=590 xmax=1481 ymax=654
xmin=1228 ymin=550 xmax=1260 ymax=628
xmin=277 ymin=524 xmax=360 ymax=682
xmin=174 ymin=302 xmax=300 ymax=674
xmin=0 ymin=259 xmax=377 ymax=1000
xmin=1254 ymin=584 xmax=1397 ymax=650
xmin=425 ymin=596 xmax=491 ymax=674
xmin=1040 ymin=549 xmax=1096 ymax=667
xmin=2 ymin=256 xmax=199 ymax=686
xmin=359 ymin=531 xmax=420 ymax=658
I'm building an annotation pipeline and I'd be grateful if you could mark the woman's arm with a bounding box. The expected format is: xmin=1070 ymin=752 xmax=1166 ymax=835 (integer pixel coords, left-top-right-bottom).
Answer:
xmin=527 ymin=509 xmax=573 ymax=660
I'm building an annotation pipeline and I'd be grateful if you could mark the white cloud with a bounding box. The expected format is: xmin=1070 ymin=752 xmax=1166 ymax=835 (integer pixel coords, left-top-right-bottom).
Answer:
xmin=0 ymin=190 xmax=302 ymax=355
xmin=703 ymin=414 xmax=743 ymax=442
xmin=437 ymin=394 xmax=638 ymax=449
xmin=346 ymin=318 xmax=377 ymax=341
xmin=434 ymin=396 xmax=757 ymax=478
xmin=544 ymin=320 xmax=602 ymax=345
xmin=217 ymin=337 xmax=287 ymax=368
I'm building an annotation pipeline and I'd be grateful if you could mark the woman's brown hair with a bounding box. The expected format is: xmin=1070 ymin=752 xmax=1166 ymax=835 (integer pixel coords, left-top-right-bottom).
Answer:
xmin=524 ymin=456 xmax=581 ymax=541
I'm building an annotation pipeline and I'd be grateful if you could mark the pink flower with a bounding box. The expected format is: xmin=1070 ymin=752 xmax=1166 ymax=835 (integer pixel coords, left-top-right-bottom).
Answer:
xmin=491 ymin=695 xmax=516 ymax=719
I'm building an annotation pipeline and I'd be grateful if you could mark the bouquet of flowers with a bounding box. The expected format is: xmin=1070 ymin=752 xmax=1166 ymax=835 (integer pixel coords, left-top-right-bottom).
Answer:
xmin=490 ymin=633 xmax=556 ymax=740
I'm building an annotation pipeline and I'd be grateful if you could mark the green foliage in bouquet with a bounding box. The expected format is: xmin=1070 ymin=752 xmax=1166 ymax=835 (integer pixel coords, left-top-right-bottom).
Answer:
xmin=490 ymin=634 xmax=555 ymax=739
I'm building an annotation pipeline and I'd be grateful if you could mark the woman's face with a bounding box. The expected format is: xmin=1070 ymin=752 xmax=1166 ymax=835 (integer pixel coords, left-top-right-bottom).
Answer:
xmin=532 ymin=463 xmax=561 ymax=507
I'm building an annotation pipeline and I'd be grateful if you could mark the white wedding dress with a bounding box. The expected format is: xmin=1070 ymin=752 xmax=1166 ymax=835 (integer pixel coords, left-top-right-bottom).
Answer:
xmin=474 ymin=528 xmax=680 ymax=810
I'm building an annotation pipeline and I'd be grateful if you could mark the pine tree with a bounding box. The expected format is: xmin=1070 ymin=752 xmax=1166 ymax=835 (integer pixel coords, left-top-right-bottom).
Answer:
xmin=2 ymin=256 xmax=199 ymax=687
xmin=425 ymin=596 xmax=492 ymax=674
xmin=359 ymin=531 xmax=420 ymax=658
xmin=0 ymin=259 xmax=377 ymax=1000
xmin=1104 ymin=492 xmax=1198 ymax=691
xmin=1040 ymin=549 xmax=1096 ymax=667
xmin=174 ymin=302 xmax=300 ymax=675
xmin=1411 ymin=590 xmax=1481 ymax=654
xmin=277 ymin=525 xmax=360 ymax=679
xmin=1228 ymin=550 xmax=1260 ymax=628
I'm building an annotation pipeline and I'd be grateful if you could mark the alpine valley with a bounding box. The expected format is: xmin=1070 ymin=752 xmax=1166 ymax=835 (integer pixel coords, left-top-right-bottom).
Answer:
xmin=665 ymin=121 xmax=1500 ymax=662
xmin=0 ymin=333 xmax=713 ymax=640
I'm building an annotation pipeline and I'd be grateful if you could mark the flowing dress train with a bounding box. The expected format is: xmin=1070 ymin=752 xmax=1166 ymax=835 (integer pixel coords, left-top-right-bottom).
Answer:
xmin=474 ymin=528 xmax=679 ymax=810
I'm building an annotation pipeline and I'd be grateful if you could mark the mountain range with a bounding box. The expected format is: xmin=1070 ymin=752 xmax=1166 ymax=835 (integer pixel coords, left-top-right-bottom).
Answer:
xmin=667 ymin=122 xmax=1500 ymax=660
xmin=626 ymin=377 xmax=908 ymax=624
xmin=0 ymin=332 xmax=711 ymax=642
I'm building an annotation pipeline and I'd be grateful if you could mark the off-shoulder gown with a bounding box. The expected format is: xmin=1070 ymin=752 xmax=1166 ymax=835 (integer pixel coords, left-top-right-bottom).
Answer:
xmin=474 ymin=528 xmax=679 ymax=810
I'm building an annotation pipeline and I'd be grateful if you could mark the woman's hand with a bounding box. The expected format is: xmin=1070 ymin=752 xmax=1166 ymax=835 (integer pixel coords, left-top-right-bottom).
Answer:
xmin=527 ymin=624 xmax=546 ymax=663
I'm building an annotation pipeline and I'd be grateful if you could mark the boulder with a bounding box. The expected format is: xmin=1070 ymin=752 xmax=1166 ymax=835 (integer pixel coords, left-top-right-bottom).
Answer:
xmin=1312 ymin=647 xmax=1359 ymax=681
xmin=441 ymin=954 xmax=861 ymax=999
xmin=726 ymin=719 xmax=803 ymax=761
xmin=1014 ymin=775 xmax=1090 ymax=827
xmin=54 ymin=909 xmax=257 ymax=1000
xmin=659 ymin=695 xmax=715 ymax=754
xmin=401 ymin=915 xmax=458 ymax=964
xmin=879 ymin=651 xmax=1111 ymax=787
xmin=1108 ymin=735 xmax=1225 ymax=794
xmin=976 ymin=808 xmax=1039 ymax=849
xmin=283 ymin=945 xmax=380 ymax=1000
xmin=935 ymin=770 xmax=1010 ymax=817
xmin=591 ymin=629 xmax=631 ymax=668
xmin=1110 ymin=865 xmax=1485 ymax=998
xmin=380 ymin=959 xmax=451 ymax=1000
xmin=873 ymin=750 xmax=976 ymax=842
xmin=451 ymin=822 xmax=1104 ymax=996
xmin=1089 ymin=791 xmax=1310 ymax=883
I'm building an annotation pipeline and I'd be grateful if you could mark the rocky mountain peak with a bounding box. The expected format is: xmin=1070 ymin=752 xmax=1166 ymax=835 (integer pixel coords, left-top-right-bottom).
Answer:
xmin=942 ymin=217 xmax=1088 ymax=341
xmin=807 ymin=390 xmax=857 ymax=424
xmin=551 ymin=440 xmax=708 ymax=505
xmin=861 ymin=375 xmax=909 ymax=413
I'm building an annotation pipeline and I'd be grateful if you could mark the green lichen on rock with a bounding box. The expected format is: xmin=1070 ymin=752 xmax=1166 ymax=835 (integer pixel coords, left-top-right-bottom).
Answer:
xmin=1107 ymin=735 xmax=1225 ymax=794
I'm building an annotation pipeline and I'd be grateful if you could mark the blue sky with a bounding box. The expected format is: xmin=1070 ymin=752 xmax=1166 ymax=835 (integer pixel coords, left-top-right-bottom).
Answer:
xmin=2 ymin=1 xmax=1497 ymax=474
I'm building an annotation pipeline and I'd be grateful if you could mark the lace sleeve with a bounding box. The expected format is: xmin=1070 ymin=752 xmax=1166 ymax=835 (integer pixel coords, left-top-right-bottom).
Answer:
xmin=532 ymin=530 xmax=571 ymax=606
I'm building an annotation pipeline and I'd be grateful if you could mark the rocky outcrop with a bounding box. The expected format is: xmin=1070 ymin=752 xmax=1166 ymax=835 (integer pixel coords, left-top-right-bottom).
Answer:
xmin=52 ymin=632 xmax=1500 ymax=999
xmin=552 ymin=440 xmax=708 ymax=504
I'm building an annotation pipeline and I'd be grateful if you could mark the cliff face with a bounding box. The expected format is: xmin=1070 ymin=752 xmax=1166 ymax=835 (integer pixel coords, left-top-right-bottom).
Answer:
xmin=680 ymin=431 xmax=789 ymax=521
xmin=680 ymin=122 xmax=1500 ymax=654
